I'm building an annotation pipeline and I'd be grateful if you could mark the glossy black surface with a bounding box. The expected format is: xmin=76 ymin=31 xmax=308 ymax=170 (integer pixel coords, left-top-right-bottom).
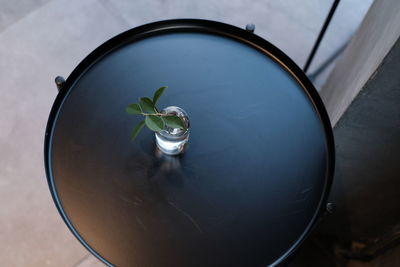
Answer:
xmin=45 ymin=19 xmax=334 ymax=267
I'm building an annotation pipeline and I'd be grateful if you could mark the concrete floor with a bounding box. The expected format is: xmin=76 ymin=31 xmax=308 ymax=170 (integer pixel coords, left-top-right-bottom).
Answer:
xmin=0 ymin=0 xmax=371 ymax=266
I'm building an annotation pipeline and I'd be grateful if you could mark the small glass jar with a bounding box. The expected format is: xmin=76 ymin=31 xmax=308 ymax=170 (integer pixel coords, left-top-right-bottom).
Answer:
xmin=155 ymin=106 xmax=190 ymax=155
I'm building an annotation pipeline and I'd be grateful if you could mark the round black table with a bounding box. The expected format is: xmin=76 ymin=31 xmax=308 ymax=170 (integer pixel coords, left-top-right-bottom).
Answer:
xmin=45 ymin=19 xmax=334 ymax=267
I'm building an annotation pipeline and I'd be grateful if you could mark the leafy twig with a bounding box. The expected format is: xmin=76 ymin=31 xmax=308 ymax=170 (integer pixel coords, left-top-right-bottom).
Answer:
xmin=125 ymin=86 xmax=186 ymax=140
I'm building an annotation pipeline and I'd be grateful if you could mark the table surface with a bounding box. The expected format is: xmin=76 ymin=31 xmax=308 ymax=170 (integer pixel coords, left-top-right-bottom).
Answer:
xmin=45 ymin=19 xmax=334 ymax=267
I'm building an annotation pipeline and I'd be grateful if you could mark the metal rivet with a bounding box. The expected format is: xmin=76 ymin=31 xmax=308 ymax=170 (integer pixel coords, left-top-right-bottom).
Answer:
xmin=326 ymin=202 xmax=336 ymax=214
xmin=55 ymin=76 xmax=66 ymax=91
xmin=245 ymin=24 xmax=255 ymax=33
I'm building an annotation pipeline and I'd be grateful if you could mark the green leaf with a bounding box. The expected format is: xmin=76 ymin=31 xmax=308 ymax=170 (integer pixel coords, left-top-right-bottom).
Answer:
xmin=153 ymin=86 xmax=167 ymax=105
xmin=131 ymin=120 xmax=145 ymax=140
xmin=145 ymin=115 xmax=165 ymax=132
xmin=139 ymin=97 xmax=156 ymax=114
xmin=163 ymin=115 xmax=186 ymax=130
xmin=125 ymin=103 xmax=142 ymax=114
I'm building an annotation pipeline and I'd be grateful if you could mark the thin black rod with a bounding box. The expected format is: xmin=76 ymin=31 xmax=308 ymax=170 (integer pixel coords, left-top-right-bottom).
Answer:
xmin=308 ymin=37 xmax=349 ymax=81
xmin=303 ymin=0 xmax=340 ymax=74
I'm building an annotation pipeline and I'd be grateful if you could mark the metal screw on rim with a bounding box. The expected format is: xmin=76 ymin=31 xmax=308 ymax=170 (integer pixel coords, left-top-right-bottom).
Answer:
xmin=245 ymin=23 xmax=255 ymax=33
xmin=326 ymin=203 xmax=336 ymax=214
xmin=55 ymin=76 xmax=65 ymax=91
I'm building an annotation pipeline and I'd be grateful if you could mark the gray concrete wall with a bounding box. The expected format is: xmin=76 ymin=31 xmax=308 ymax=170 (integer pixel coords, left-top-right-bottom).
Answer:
xmin=321 ymin=34 xmax=400 ymax=263
xmin=320 ymin=0 xmax=400 ymax=125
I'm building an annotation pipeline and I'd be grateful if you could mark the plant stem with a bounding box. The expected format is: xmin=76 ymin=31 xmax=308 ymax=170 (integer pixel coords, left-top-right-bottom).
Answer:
xmin=141 ymin=112 xmax=173 ymax=117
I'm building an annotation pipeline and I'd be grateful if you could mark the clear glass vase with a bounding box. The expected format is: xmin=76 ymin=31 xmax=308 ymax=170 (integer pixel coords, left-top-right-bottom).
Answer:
xmin=155 ymin=106 xmax=190 ymax=155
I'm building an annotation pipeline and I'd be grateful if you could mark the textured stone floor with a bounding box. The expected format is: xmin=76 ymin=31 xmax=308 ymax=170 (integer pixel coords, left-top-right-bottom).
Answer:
xmin=0 ymin=0 xmax=371 ymax=266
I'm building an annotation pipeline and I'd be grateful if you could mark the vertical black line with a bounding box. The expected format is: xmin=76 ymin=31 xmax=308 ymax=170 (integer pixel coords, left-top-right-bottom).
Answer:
xmin=303 ymin=0 xmax=340 ymax=74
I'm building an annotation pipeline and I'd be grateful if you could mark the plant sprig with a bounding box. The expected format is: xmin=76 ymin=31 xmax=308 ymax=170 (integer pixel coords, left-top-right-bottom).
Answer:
xmin=125 ymin=86 xmax=187 ymax=140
